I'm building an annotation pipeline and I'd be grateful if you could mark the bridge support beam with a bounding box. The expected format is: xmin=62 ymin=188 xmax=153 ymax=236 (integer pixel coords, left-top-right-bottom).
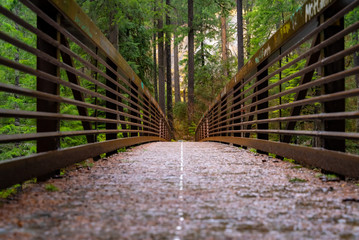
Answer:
xmin=232 ymin=81 xmax=243 ymax=142
xmin=322 ymin=6 xmax=345 ymax=152
xmin=257 ymin=59 xmax=269 ymax=154
xmin=36 ymin=2 xmax=60 ymax=153
xmin=130 ymin=81 xmax=140 ymax=137
xmin=105 ymin=59 xmax=118 ymax=157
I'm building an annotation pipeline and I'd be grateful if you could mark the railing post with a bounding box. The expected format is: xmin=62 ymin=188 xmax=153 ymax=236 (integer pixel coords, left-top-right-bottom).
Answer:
xmin=322 ymin=6 xmax=345 ymax=152
xmin=36 ymin=3 xmax=60 ymax=153
xmin=220 ymin=96 xmax=227 ymax=136
xmin=203 ymin=120 xmax=205 ymax=139
xmin=232 ymin=81 xmax=242 ymax=140
xmin=206 ymin=117 xmax=209 ymax=138
xmin=105 ymin=59 xmax=118 ymax=156
xmin=257 ymin=59 xmax=269 ymax=154
xmin=143 ymin=95 xmax=150 ymax=136
xmin=130 ymin=81 xmax=139 ymax=137
xmin=159 ymin=118 xmax=163 ymax=139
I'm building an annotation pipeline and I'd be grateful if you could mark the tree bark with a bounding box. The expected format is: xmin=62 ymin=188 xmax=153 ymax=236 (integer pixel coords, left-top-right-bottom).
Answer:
xmin=174 ymin=31 xmax=181 ymax=103
xmin=220 ymin=13 xmax=228 ymax=77
xmin=188 ymin=0 xmax=194 ymax=122
xmin=158 ymin=1 xmax=166 ymax=114
xmin=237 ymin=0 xmax=244 ymax=71
xmin=153 ymin=1 xmax=158 ymax=102
xmin=108 ymin=4 xmax=118 ymax=50
xmin=183 ymin=88 xmax=186 ymax=103
xmin=245 ymin=1 xmax=252 ymax=59
xmin=201 ymin=40 xmax=205 ymax=67
xmin=165 ymin=0 xmax=173 ymax=136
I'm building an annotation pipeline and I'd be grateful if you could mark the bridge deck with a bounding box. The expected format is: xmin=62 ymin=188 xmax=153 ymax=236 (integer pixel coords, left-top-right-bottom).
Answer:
xmin=0 ymin=142 xmax=358 ymax=239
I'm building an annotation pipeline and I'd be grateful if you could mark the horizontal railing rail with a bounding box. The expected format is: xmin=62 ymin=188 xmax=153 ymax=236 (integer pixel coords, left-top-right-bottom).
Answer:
xmin=196 ymin=0 xmax=359 ymax=178
xmin=0 ymin=0 xmax=170 ymax=189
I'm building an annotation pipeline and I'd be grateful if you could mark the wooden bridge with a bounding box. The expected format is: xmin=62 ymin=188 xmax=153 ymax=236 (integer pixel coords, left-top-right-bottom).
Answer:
xmin=0 ymin=0 xmax=359 ymax=239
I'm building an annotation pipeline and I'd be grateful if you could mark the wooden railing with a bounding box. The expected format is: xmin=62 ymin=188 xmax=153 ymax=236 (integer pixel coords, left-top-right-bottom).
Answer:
xmin=0 ymin=0 xmax=170 ymax=189
xmin=196 ymin=0 xmax=359 ymax=178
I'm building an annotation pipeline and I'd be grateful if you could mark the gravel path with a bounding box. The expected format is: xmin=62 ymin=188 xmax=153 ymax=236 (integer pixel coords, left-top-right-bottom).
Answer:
xmin=0 ymin=142 xmax=358 ymax=239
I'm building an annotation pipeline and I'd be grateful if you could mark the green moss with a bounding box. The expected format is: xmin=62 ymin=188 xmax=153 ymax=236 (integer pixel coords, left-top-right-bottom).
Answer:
xmin=0 ymin=184 xmax=21 ymax=199
xmin=45 ymin=184 xmax=59 ymax=192
xmin=269 ymin=153 xmax=276 ymax=158
xmin=289 ymin=178 xmax=307 ymax=183
xmin=283 ymin=158 xmax=295 ymax=163
xmin=249 ymin=148 xmax=257 ymax=153
xmin=118 ymin=147 xmax=127 ymax=152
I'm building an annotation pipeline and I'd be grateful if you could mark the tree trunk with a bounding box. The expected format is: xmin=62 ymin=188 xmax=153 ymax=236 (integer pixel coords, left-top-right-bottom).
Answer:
xmin=245 ymin=1 xmax=252 ymax=59
xmin=183 ymin=88 xmax=186 ymax=103
xmin=165 ymin=0 xmax=173 ymax=136
xmin=237 ymin=0 xmax=244 ymax=71
xmin=201 ymin=40 xmax=205 ymax=67
xmin=158 ymin=1 xmax=166 ymax=114
xmin=153 ymin=1 xmax=158 ymax=102
xmin=108 ymin=5 xmax=118 ymax=50
xmin=188 ymin=0 xmax=194 ymax=122
xmin=220 ymin=13 xmax=228 ymax=77
xmin=174 ymin=31 xmax=181 ymax=103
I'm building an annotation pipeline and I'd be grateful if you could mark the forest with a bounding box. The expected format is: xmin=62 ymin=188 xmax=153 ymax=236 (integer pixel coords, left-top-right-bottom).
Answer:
xmin=75 ymin=0 xmax=308 ymax=138
xmin=0 ymin=0 xmax=358 ymax=160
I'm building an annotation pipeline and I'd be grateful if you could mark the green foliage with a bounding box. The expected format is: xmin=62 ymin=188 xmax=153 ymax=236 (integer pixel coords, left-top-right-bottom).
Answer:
xmin=45 ymin=184 xmax=59 ymax=192
xmin=268 ymin=153 xmax=276 ymax=158
xmin=0 ymin=184 xmax=21 ymax=199
xmin=76 ymin=159 xmax=94 ymax=169
xmin=173 ymin=102 xmax=188 ymax=122
xmin=188 ymin=122 xmax=196 ymax=136
xmin=245 ymin=0 xmax=305 ymax=57
xmin=59 ymin=169 xmax=66 ymax=176
xmin=283 ymin=158 xmax=295 ymax=163
xmin=249 ymin=148 xmax=257 ymax=154
xmin=77 ymin=0 xmax=155 ymax=89
xmin=289 ymin=177 xmax=307 ymax=183
xmin=118 ymin=147 xmax=127 ymax=153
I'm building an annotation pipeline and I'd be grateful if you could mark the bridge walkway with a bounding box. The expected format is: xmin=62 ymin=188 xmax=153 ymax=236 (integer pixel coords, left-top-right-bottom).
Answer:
xmin=0 ymin=142 xmax=358 ymax=239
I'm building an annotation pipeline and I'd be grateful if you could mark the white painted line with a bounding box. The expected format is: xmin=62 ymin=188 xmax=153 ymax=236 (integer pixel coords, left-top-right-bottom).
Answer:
xmin=174 ymin=142 xmax=184 ymax=240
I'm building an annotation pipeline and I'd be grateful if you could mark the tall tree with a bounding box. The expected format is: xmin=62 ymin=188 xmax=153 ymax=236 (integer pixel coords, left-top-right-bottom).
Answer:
xmin=153 ymin=0 xmax=158 ymax=102
xmin=108 ymin=5 xmax=119 ymax=50
xmin=188 ymin=0 xmax=194 ymax=122
xmin=158 ymin=1 xmax=166 ymax=113
xmin=174 ymin=29 xmax=181 ymax=103
xmin=165 ymin=0 xmax=174 ymax=135
xmin=237 ymin=0 xmax=244 ymax=70
xmin=220 ymin=12 xmax=228 ymax=77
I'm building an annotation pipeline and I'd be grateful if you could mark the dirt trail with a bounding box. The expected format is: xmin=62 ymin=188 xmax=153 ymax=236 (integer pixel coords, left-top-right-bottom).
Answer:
xmin=0 ymin=142 xmax=358 ymax=239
